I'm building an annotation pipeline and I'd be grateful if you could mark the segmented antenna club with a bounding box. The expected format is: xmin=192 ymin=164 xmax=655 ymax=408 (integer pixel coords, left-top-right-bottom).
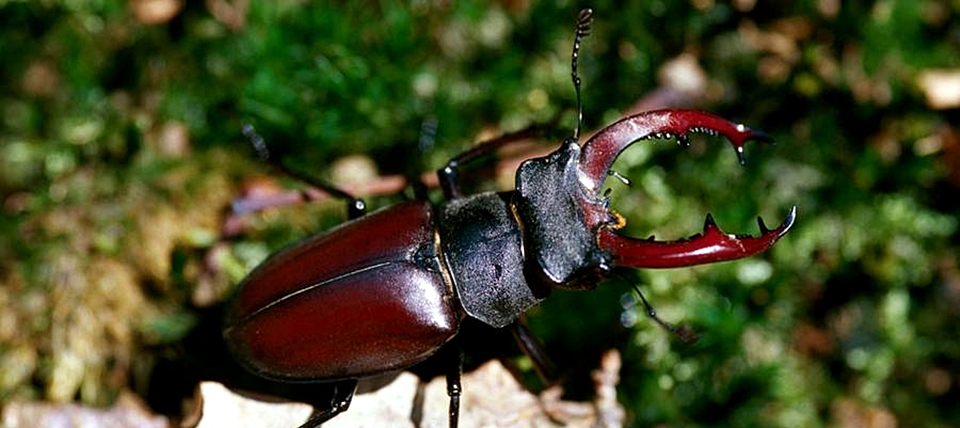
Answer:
xmin=570 ymin=8 xmax=593 ymax=142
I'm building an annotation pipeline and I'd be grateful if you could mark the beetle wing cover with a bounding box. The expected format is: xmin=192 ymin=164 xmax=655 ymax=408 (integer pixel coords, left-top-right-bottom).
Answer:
xmin=224 ymin=201 xmax=458 ymax=381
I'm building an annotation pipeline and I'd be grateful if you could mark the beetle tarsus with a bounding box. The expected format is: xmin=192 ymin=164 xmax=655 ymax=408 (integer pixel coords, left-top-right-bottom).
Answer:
xmin=411 ymin=380 xmax=427 ymax=426
xmin=445 ymin=346 xmax=463 ymax=428
xmin=239 ymin=123 xmax=369 ymax=219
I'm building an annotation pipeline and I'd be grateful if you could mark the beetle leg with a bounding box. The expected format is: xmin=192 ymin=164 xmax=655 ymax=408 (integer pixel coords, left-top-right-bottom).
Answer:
xmin=295 ymin=379 xmax=358 ymax=428
xmin=410 ymin=379 xmax=428 ymax=427
xmin=241 ymin=123 xmax=367 ymax=219
xmin=577 ymin=109 xmax=795 ymax=268
xmin=510 ymin=318 xmax=558 ymax=385
xmin=445 ymin=345 xmax=463 ymax=428
xmin=438 ymin=125 xmax=548 ymax=199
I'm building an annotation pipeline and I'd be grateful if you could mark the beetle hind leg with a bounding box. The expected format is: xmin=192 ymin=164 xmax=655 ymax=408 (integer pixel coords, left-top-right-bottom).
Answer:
xmin=296 ymin=379 xmax=359 ymax=428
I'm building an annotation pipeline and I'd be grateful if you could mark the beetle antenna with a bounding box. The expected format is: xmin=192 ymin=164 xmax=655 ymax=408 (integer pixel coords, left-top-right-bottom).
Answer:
xmin=615 ymin=273 xmax=699 ymax=344
xmin=570 ymin=8 xmax=593 ymax=142
xmin=242 ymin=123 xmax=271 ymax=161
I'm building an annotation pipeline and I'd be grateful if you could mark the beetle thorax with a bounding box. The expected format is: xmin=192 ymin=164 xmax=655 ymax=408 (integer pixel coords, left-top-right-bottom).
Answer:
xmin=437 ymin=192 xmax=546 ymax=328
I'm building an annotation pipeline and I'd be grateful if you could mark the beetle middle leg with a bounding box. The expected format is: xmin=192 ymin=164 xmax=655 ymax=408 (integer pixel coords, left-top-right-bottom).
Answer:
xmin=510 ymin=317 xmax=558 ymax=384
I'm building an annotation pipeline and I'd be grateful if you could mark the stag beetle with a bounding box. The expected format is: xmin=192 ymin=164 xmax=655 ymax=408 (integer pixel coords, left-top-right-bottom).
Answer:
xmin=223 ymin=8 xmax=796 ymax=428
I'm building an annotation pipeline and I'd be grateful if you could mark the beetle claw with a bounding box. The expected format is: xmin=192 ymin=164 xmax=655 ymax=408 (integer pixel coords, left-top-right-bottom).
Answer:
xmin=703 ymin=213 xmax=718 ymax=232
xmin=758 ymin=215 xmax=770 ymax=234
xmin=597 ymin=206 xmax=796 ymax=269
xmin=575 ymin=109 xmax=794 ymax=269
xmin=578 ymin=109 xmax=774 ymax=193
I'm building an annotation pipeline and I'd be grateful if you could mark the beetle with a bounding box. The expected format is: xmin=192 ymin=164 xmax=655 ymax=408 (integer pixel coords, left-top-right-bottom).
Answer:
xmin=222 ymin=8 xmax=796 ymax=428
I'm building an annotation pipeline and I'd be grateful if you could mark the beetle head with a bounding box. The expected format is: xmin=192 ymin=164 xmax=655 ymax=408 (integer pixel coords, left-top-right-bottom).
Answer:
xmin=515 ymin=9 xmax=793 ymax=285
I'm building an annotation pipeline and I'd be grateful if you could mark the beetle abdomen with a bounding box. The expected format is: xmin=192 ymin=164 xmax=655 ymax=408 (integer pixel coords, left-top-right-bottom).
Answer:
xmin=224 ymin=201 xmax=459 ymax=381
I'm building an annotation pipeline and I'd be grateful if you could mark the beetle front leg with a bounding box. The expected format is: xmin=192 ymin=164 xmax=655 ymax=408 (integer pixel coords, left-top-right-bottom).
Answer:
xmin=438 ymin=125 xmax=548 ymax=199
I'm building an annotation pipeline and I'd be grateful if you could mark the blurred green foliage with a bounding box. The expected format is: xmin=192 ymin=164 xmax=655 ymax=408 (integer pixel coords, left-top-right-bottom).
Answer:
xmin=2 ymin=0 xmax=959 ymax=427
